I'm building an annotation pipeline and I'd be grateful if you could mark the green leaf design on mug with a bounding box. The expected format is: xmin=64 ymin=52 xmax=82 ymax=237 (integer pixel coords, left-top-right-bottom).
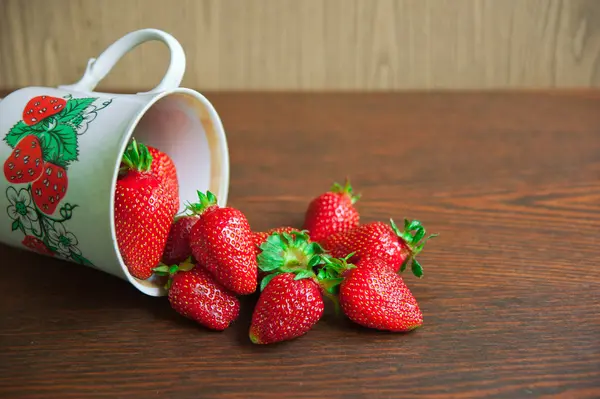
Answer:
xmin=70 ymin=114 xmax=84 ymax=128
xmin=40 ymin=123 xmax=78 ymax=166
xmin=71 ymin=251 xmax=94 ymax=266
xmin=4 ymin=121 xmax=34 ymax=148
xmin=55 ymin=98 xmax=96 ymax=124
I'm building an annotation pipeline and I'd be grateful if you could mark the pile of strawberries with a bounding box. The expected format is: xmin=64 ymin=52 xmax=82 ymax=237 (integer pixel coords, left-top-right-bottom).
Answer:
xmin=116 ymin=140 xmax=437 ymax=345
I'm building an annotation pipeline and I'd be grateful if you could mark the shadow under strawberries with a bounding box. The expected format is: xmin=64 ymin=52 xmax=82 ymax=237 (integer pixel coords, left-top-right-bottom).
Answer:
xmin=2 ymin=245 xmax=427 ymax=348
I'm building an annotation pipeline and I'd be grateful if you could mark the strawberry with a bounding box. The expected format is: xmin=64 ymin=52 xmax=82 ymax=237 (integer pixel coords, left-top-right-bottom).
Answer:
xmin=31 ymin=162 xmax=68 ymax=215
xmin=303 ymin=179 xmax=360 ymax=242
xmin=4 ymin=135 xmax=44 ymax=184
xmin=114 ymin=140 xmax=176 ymax=280
xmin=320 ymin=219 xmax=437 ymax=277
xmin=22 ymin=235 xmax=54 ymax=257
xmin=338 ymin=257 xmax=423 ymax=332
xmin=22 ymin=95 xmax=66 ymax=126
xmin=120 ymin=142 xmax=179 ymax=214
xmin=159 ymin=263 xmax=240 ymax=331
xmin=188 ymin=191 xmax=258 ymax=295
xmin=148 ymin=145 xmax=179 ymax=214
xmin=249 ymin=272 xmax=324 ymax=344
xmin=161 ymin=215 xmax=199 ymax=266
xmin=249 ymin=231 xmax=332 ymax=344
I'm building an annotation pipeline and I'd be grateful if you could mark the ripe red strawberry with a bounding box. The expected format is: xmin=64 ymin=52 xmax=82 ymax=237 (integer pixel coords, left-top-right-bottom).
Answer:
xmin=161 ymin=215 xmax=199 ymax=266
xmin=249 ymin=272 xmax=324 ymax=344
xmin=114 ymin=140 xmax=176 ymax=280
xmin=22 ymin=235 xmax=54 ymax=257
xmin=22 ymin=95 xmax=66 ymax=126
xmin=120 ymin=140 xmax=179 ymax=214
xmin=250 ymin=230 xmax=332 ymax=344
xmin=320 ymin=219 xmax=437 ymax=277
xmin=4 ymin=135 xmax=44 ymax=184
xmin=303 ymin=179 xmax=360 ymax=242
xmin=31 ymin=162 xmax=68 ymax=215
xmin=167 ymin=264 xmax=240 ymax=331
xmin=188 ymin=191 xmax=258 ymax=295
xmin=339 ymin=257 xmax=423 ymax=332
xmin=148 ymin=145 xmax=179 ymax=213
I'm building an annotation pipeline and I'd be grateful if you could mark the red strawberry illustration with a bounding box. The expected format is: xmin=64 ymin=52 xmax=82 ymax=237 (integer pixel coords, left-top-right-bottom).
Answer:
xmin=31 ymin=162 xmax=68 ymax=215
xmin=22 ymin=96 xmax=66 ymax=126
xmin=22 ymin=235 xmax=54 ymax=257
xmin=3 ymin=135 xmax=44 ymax=184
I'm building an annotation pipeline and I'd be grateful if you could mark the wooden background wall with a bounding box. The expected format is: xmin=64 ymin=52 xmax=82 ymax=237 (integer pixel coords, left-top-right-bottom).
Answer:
xmin=1 ymin=0 xmax=599 ymax=91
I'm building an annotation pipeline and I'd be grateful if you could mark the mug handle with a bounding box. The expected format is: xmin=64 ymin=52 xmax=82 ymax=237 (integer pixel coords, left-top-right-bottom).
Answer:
xmin=59 ymin=28 xmax=186 ymax=95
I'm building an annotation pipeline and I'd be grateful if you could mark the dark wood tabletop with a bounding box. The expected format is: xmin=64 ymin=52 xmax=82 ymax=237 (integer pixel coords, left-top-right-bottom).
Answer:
xmin=1 ymin=91 xmax=599 ymax=399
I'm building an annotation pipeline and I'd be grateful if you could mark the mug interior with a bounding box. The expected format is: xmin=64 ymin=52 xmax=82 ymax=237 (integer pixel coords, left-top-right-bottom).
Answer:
xmin=113 ymin=89 xmax=229 ymax=296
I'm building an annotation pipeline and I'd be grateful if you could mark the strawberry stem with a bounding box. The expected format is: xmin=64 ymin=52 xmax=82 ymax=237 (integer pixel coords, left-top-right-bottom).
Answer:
xmin=185 ymin=191 xmax=218 ymax=215
xmin=120 ymin=138 xmax=153 ymax=174
xmin=315 ymin=254 xmax=356 ymax=315
xmin=317 ymin=253 xmax=356 ymax=283
xmin=390 ymin=218 xmax=438 ymax=278
xmin=331 ymin=178 xmax=361 ymax=204
xmin=152 ymin=257 xmax=196 ymax=290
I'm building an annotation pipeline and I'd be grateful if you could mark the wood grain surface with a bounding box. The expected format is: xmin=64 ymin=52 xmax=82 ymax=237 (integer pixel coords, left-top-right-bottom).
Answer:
xmin=2 ymin=0 xmax=600 ymax=90
xmin=1 ymin=90 xmax=600 ymax=398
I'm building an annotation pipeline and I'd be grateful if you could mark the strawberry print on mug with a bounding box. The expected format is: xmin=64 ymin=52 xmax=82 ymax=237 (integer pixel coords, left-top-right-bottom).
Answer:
xmin=3 ymin=94 xmax=112 ymax=266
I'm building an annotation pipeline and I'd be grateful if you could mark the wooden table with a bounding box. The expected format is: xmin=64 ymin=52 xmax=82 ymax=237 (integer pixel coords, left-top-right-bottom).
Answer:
xmin=1 ymin=91 xmax=599 ymax=399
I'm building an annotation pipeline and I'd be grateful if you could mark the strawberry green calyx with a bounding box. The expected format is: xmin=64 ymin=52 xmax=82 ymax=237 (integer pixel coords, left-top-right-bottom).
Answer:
xmin=120 ymin=138 xmax=153 ymax=174
xmin=331 ymin=178 xmax=361 ymax=204
xmin=390 ymin=218 xmax=439 ymax=278
xmin=257 ymin=231 xmax=325 ymax=291
xmin=174 ymin=191 xmax=217 ymax=220
xmin=316 ymin=254 xmax=356 ymax=314
xmin=317 ymin=253 xmax=356 ymax=294
xmin=185 ymin=191 xmax=218 ymax=215
xmin=152 ymin=257 xmax=196 ymax=290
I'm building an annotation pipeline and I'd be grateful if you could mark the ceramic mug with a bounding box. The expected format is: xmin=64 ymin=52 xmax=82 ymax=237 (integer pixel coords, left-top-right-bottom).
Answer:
xmin=0 ymin=29 xmax=230 ymax=297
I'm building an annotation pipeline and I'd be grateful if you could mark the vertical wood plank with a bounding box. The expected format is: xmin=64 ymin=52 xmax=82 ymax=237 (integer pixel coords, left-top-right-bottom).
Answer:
xmin=0 ymin=0 xmax=598 ymax=90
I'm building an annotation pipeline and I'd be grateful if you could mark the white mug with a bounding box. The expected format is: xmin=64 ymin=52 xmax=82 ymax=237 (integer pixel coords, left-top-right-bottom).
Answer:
xmin=0 ymin=29 xmax=230 ymax=297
